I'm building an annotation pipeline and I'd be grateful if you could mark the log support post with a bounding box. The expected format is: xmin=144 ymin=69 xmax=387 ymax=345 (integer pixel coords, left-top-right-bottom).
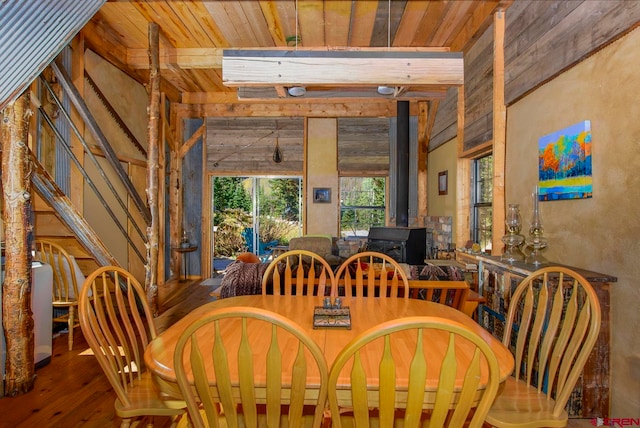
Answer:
xmin=1 ymin=91 xmax=35 ymax=395
xmin=145 ymin=22 xmax=160 ymax=315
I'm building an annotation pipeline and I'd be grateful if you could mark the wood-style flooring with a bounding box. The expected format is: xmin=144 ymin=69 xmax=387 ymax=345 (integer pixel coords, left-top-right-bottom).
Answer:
xmin=0 ymin=277 xmax=214 ymax=428
xmin=0 ymin=277 xmax=595 ymax=427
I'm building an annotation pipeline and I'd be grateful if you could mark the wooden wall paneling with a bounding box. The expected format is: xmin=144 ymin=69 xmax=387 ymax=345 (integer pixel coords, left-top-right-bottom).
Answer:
xmin=430 ymin=87 xmax=458 ymax=149
xmin=505 ymin=0 xmax=640 ymax=104
xmin=337 ymin=117 xmax=389 ymax=175
xmin=463 ymin=19 xmax=493 ymax=153
xmin=503 ymin=0 xmax=581 ymax=65
xmin=464 ymin=112 xmax=493 ymax=150
xmin=492 ymin=9 xmax=506 ymax=254
xmin=206 ymin=117 xmax=304 ymax=174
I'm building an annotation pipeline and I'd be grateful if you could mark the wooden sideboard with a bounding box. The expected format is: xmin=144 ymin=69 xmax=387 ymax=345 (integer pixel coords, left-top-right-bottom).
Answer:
xmin=475 ymin=255 xmax=614 ymax=419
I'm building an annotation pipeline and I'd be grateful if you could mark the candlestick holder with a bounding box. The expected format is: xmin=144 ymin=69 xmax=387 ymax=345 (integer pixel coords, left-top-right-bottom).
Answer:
xmin=525 ymin=188 xmax=548 ymax=265
xmin=501 ymin=203 xmax=525 ymax=263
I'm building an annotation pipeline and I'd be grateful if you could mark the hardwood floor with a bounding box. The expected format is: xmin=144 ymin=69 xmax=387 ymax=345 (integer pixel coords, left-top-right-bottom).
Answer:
xmin=0 ymin=277 xmax=214 ymax=428
xmin=0 ymin=276 xmax=596 ymax=427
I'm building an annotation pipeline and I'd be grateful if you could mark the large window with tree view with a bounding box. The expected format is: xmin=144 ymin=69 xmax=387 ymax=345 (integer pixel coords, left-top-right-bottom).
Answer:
xmin=340 ymin=177 xmax=386 ymax=238
xmin=211 ymin=177 xmax=302 ymax=259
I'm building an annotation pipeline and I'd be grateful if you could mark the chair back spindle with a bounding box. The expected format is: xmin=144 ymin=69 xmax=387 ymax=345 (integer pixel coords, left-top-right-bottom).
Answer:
xmin=486 ymin=266 xmax=601 ymax=427
xmin=262 ymin=249 xmax=336 ymax=296
xmin=335 ymin=251 xmax=409 ymax=298
xmin=174 ymin=306 xmax=329 ymax=428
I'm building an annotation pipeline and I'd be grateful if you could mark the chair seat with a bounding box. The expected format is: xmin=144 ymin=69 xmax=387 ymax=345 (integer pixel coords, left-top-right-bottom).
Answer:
xmin=114 ymin=372 xmax=185 ymax=419
xmin=485 ymin=377 xmax=568 ymax=428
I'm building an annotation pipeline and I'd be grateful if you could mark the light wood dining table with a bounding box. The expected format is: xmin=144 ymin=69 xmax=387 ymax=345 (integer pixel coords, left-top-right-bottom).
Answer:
xmin=144 ymin=294 xmax=514 ymax=405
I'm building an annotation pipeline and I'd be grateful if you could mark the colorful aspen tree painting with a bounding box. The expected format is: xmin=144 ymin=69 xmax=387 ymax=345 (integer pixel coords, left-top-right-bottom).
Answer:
xmin=538 ymin=120 xmax=592 ymax=200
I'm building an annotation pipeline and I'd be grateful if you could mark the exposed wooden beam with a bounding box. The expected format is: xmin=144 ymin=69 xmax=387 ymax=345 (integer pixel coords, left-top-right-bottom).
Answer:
xmin=274 ymin=86 xmax=287 ymax=98
xmin=174 ymin=101 xmax=397 ymax=118
xmin=178 ymin=124 xmax=204 ymax=159
xmin=222 ymin=50 xmax=463 ymax=86
xmin=455 ymin=85 xmax=469 ymax=249
xmin=127 ymin=47 xmax=224 ymax=69
xmin=492 ymin=9 xmax=507 ymax=254
xmin=126 ymin=46 xmax=451 ymax=69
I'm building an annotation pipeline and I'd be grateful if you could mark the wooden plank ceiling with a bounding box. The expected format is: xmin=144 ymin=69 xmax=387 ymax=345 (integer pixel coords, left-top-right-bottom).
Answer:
xmin=82 ymin=1 xmax=510 ymax=104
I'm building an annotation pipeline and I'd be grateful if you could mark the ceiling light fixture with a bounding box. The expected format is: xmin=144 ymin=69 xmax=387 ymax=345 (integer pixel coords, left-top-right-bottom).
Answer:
xmin=377 ymin=86 xmax=395 ymax=95
xmin=287 ymin=86 xmax=306 ymax=97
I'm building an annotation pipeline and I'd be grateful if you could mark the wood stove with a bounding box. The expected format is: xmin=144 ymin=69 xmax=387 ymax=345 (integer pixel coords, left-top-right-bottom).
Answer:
xmin=366 ymin=227 xmax=427 ymax=265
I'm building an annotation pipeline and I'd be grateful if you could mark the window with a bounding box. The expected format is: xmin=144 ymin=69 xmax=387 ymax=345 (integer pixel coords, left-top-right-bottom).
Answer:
xmin=471 ymin=155 xmax=493 ymax=252
xmin=340 ymin=177 xmax=385 ymax=238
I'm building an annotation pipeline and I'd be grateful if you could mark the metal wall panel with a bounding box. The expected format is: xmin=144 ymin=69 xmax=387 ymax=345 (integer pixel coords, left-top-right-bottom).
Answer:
xmin=0 ymin=0 xmax=104 ymax=110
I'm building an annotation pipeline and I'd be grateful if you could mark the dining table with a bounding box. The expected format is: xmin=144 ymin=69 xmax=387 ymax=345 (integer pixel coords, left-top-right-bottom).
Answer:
xmin=144 ymin=294 xmax=514 ymax=407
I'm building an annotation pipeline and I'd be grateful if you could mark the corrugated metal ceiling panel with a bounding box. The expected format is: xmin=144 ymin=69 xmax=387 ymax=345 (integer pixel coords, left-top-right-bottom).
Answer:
xmin=0 ymin=0 xmax=105 ymax=111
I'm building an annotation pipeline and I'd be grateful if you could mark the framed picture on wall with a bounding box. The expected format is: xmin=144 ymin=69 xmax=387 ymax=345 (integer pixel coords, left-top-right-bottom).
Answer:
xmin=438 ymin=171 xmax=448 ymax=195
xmin=313 ymin=187 xmax=331 ymax=203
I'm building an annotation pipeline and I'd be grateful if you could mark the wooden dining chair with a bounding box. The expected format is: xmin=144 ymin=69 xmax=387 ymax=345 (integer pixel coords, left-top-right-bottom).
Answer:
xmin=327 ymin=316 xmax=501 ymax=428
xmin=173 ymin=306 xmax=329 ymax=428
xmin=334 ymin=251 xmax=409 ymax=298
xmin=261 ymin=249 xmax=336 ymax=296
xmin=407 ymin=279 xmax=470 ymax=311
xmin=485 ymin=266 xmax=601 ymax=428
xmin=35 ymin=239 xmax=86 ymax=351
xmin=78 ymin=266 xmax=185 ymax=428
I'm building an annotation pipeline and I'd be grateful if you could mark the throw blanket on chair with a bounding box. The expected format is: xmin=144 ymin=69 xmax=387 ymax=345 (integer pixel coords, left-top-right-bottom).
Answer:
xmin=220 ymin=260 xmax=270 ymax=298
xmin=418 ymin=264 xmax=464 ymax=281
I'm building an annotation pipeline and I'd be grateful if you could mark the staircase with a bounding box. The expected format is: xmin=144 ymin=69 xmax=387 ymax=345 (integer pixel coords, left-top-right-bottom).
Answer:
xmin=30 ymin=59 xmax=150 ymax=283
xmin=31 ymin=152 xmax=117 ymax=274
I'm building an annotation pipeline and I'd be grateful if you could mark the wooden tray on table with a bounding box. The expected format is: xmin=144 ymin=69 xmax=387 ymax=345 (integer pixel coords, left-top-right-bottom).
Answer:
xmin=313 ymin=306 xmax=351 ymax=329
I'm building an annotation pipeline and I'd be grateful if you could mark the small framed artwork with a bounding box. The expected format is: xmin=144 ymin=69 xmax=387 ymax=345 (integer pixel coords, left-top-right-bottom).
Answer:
xmin=438 ymin=171 xmax=448 ymax=195
xmin=313 ymin=187 xmax=331 ymax=203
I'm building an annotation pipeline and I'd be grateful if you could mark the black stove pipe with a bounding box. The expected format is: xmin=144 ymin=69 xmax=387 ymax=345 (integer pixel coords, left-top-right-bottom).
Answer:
xmin=396 ymin=101 xmax=409 ymax=227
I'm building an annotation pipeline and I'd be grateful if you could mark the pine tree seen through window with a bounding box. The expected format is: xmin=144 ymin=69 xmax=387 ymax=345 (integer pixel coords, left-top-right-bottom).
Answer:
xmin=340 ymin=177 xmax=385 ymax=238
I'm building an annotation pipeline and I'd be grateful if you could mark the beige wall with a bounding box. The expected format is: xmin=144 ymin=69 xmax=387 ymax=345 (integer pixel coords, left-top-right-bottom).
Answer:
xmin=506 ymin=28 xmax=640 ymax=416
xmin=427 ymin=138 xmax=458 ymax=241
xmin=306 ymin=118 xmax=339 ymax=236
